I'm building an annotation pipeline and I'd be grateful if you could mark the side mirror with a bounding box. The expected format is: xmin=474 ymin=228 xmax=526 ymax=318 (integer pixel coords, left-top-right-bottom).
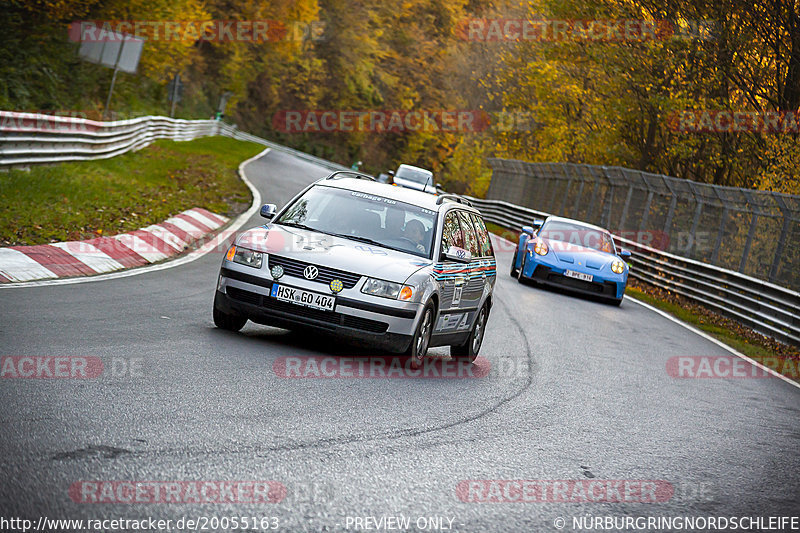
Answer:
xmin=521 ymin=226 xmax=534 ymax=236
xmin=532 ymin=218 xmax=544 ymax=229
xmin=443 ymin=245 xmax=471 ymax=263
xmin=260 ymin=203 xmax=277 ymax=220
xmin=619 ymin=248 xmax=631 ymax=258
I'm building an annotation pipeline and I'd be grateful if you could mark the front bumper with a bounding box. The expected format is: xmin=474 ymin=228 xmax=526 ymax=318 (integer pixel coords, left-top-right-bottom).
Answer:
xmin=216 ymin=267 xmax=419 ymax=352
xmin=524 ymin=261 xmax=627 ymax=300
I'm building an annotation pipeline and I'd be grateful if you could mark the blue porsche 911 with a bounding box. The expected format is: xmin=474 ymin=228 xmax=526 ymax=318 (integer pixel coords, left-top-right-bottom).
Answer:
xmin=510 ymin=216 xmax=631 ymax=306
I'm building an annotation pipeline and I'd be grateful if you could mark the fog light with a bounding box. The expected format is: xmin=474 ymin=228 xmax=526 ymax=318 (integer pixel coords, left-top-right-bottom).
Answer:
xmin=329 ymin=279 xmax=344 ymax=293
xmin=271 ymin=265 xmax=284 ymax=279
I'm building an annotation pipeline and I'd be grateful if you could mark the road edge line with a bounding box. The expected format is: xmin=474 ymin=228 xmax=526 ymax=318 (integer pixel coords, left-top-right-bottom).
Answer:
xmin=490 ymin=231 xmax=800 ymax=391
xmin=626 ymin=296 xmax=800 ymax=390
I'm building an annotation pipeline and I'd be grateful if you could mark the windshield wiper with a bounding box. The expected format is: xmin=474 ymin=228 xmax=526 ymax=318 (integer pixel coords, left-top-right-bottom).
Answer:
xmin=328 ymin=233 xmax=385 ymax=247
xmin=277 ymin=221 xmax=317 ymax=231
xmin=278 ymin=222 xmax=346 ymax=239
xmin=329 ymin=233 xmax=426 ymax=257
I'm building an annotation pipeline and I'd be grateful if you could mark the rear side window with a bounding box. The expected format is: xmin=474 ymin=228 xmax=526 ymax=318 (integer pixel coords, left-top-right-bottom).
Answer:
xmin=442 ymin=211 xmax=464 ymax=251
xmin=470 ymin=213 xmax=494 ymax=257
xmin=458 ymin=211 xmax=480 ymax=258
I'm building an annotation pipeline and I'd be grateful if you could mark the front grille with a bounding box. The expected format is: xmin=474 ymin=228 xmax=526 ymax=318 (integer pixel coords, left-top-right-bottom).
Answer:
xmin=548 ymin=273 xmax=604 ymax=293
xmin=228 ymin=287 xmax=388 ymax=333
xmin=268 ymin=255 xmax=362 ymax=289
xmin=227 ymin=286 xmax=262 ymax=305
xmin=532 ymin=265 xmax=617 ymax=297
xmin=342 ymin=314 xmax=390 ymax=333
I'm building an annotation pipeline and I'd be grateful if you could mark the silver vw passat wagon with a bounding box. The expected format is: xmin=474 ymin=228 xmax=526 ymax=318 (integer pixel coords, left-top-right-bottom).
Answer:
xmin=213 ymin=171 xmax=497 ymax=365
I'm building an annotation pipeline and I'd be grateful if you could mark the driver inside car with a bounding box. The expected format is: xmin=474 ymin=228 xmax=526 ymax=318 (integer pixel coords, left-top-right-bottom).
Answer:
xmin=404 ymin=219 xmax=427 ymax=253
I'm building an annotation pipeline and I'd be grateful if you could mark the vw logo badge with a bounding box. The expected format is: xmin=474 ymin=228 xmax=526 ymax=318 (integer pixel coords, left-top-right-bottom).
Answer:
xmin=303 ymin=265 xmax=319 ymax=280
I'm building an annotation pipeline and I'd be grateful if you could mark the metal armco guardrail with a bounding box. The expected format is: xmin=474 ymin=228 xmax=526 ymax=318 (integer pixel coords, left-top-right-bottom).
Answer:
xmin=466 ymin=196 xmax=800 ymax=347
xmin=486 ymin=159 xmax=800 ymax=291
xmin=0 ymin=112 xmax=221 ymax=168
xmin=0 ymin=111 xmax=349 ymax=172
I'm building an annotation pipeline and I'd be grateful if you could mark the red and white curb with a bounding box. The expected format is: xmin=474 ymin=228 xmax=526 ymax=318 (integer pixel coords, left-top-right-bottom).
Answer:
xmin=0 ymin=208 xmax=228 ymax=283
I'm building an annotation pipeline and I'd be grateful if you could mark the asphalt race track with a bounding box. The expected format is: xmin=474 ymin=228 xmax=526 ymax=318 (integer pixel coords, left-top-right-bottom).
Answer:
xmin=1 ymin=149 xmax=799 ymax=532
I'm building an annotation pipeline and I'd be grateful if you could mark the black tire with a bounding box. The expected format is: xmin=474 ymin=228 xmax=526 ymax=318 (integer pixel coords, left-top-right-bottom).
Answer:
xmin=510 ymin=250 xmax=519 ymax=278
xmin=406 ymin=302 xmax=435 ymax=369
xmin=517 ymin=253 xmax=527 ymax=283
xmin=450 ymin=304 xmax=489 ymax=363
xmin=213 ymin=294 xmax=247 ymax=332
xmin=612 ymin=297 xmax=623 ymax=307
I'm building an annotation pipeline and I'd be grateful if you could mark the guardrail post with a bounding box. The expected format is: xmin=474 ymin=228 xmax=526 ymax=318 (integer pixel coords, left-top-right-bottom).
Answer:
xmin=546 ymin=163 xmax=561 ymax=212
xmin=710 ymin=207 xmax=728 ymax=265
xmin=618 ymin=183 xmax=635 ymax=232
xmin=586 ymin=167 xmax=602 ymax=222
xmin=600 ymin=168 xmax=614 ymax=228
xmin=558 ymin=164 xmax=574 ymax=216
xmin=639 ymin=190 xmax=654 ymax=233
xmin=572 ymin=169 xmax=586 ymax=217
xmin=739 ymin=213 xmax=759 ymax=273
xmin=769 ymin=196 xmax=791 ymax=282
xmin=688 ymin=201 xmax=704 ymax=258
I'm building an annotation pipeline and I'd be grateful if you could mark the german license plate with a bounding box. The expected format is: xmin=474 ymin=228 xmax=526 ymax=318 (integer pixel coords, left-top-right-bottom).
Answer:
xmin=564 ymin=269 xmax=593 ymax=282
xmin=271 ymin=284 xmax=335 ymax=311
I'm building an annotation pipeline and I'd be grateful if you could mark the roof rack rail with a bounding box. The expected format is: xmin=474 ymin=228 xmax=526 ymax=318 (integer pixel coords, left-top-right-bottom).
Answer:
xmin=325 ymin=170 xmax=376 ymax=182
xmin=436 ymin=194 xmax=473 ymax=207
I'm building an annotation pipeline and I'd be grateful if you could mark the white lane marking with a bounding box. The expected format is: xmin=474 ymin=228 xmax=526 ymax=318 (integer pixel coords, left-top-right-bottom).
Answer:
xmin=0 ymin=248 xmax=58 ymax=282
xmin=167 ymin=216 xmax=207 ymax=239
xmin=184 ymin=208 xmax=226 ymax=229
xmin=112 ymin=234 xmax=170 ymax=262
xmin=627 ymin=297 xmax=800 ymax=391
xmin=0 ymin=148 xmax=267 ymax=288
xmin=490 ymin=232 xmax=799 ymax=391
xmin=141 ymin=225 xmax=187 ymax=251
xmin=50 ymin=241 xmax=125 ymax=274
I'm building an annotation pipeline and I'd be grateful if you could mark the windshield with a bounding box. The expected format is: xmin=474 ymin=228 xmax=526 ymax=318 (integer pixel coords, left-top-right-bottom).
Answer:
xmin=276 ymin=185 xmax=437 ymax=258
xmin=539 ymin=221 xmax=616 ymax=254
xmin=395 ymin=167 xmax=432 ymax=185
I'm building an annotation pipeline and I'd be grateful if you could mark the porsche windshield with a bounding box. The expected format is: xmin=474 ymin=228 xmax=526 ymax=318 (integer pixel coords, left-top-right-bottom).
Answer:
xmin=275 ymin=185 xmax=437 ymax=258
xmin=539 ymin=221 xmax=616 ymax=254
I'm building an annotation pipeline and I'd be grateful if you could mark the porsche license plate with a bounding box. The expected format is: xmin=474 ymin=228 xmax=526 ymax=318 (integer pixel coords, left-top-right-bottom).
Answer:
xmin=271 ymin=284 xmax=335 ymax=311
xmin=564 ymin=270 xmax=593 ymax=282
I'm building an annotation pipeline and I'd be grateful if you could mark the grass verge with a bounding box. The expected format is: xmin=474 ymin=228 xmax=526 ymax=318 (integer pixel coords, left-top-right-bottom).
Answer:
xmin=0 ymin=137 xmax=263 ymax=246
xmin=486 ymin=222 xmax=799 ymax=383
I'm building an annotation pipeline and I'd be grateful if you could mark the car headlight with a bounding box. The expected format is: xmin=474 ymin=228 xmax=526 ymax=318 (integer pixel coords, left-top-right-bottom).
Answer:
xmin=361 ymin=278 xmax=414 ymax=300
xmin=611 ymin=259 xmax=625 ymax=274
xmin=533 ymin=240 xmax=548 ymax=256
xmin=226 ymin=245 xmax=263 ymax=269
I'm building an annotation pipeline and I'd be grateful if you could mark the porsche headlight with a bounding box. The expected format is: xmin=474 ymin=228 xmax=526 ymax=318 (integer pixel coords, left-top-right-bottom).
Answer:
xmin=361 ymin=278 xmax=414 ymax=300
xmin=533 ymin=240 xmax=548 ymax=256
xmin=611 ymin=259 xmax=625 ymax=274
xmin=226 ymin=245 xmax=263 ymax=269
